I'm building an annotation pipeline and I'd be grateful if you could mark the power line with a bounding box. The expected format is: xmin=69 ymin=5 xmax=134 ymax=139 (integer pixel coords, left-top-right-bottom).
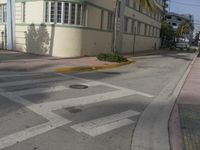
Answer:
xmin=170 ymin=1 xmax=200 ymax=7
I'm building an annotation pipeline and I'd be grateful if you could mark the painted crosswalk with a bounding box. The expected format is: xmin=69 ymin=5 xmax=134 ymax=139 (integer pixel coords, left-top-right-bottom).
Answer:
xmin=0 ymin=72 xmax=153 ymax=149
xmin=0 ymin=76 xmax=68 ymax=88
xmin=71 ymin=110 xmax=140 ymax=136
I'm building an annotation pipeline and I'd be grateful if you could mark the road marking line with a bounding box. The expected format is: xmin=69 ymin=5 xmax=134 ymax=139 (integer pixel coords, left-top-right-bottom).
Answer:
xmin=0 ymin=77 xmax=68 ymax=88
xmin=58 ymin=74 xmax=154 ymax=98
xmin=70 ymin=109 xmax=139 ymax=137
xmin=4 ymin=81 xmax=106 ymax=96
xmin=29 ymin=89 xmax=136 ymax=111
xmin=71 ymin=110 xmax=139 ymax=130
xmin=12 ymin=86 xmax=68 ymax=96
xmin=0 ymin=73 xmax=41 ymax=78
xmin=0 ymin=119 xmax=70 ymax=150
xmin=0 ymin=74 xmax=152 ymax=149
xmin=0 ymin=92 xmax=71 ymax=122
xmin=72 ymin=118 xmax=135 ymax=136
xmin=97 ymin=82 xmax=154 ymax=98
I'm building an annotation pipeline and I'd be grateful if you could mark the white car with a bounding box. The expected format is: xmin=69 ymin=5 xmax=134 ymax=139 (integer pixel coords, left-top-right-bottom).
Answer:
xmin=176 ymin=42 xmax=190 ymax=49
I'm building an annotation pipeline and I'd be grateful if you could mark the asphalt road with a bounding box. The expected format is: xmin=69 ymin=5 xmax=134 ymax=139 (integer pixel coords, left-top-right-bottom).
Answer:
xmin=0 ymin=51 xmax=195 ymax=150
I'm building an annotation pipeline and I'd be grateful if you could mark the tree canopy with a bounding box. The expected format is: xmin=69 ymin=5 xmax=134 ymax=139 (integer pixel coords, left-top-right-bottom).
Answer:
xmin=160 ymin=21 xmax=174 ymax=41
xmin=176 ymin=21 xmax=194 ymax=38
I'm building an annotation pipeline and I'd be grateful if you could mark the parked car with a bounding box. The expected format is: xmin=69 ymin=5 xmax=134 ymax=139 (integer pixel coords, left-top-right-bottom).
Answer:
xmin=176 ymin=42 xmax=190 ymax=49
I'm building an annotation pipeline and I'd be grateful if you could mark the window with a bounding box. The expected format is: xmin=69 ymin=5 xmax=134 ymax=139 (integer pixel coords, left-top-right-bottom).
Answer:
xmin=64 ymin=2 xmax=69 ymax=23
xmin=172 ymin=23 xmax=177 ymax=26
xmin=125 ymin=0 xmax=129 ymax=6
xmin=0 ymin=5 xmax=3 ymax=23
xmin=45 ymin=2 xmax=49 ymax=22
xmin=149 ymin=26 xmax=151 ymax=36
xmin=57 ymin=2 xmax=62 ymax=23
xmin=124 ymin=17 xmax=128 ymax=33
xmin=137 ymin=22 xmax=141 ymax=34
xmin=152 ymin=27 xmax=154 ymax=37
xmin=131 ymin=19 xmax=135 ymax=33
xmin=139 ymin=1 xmax=142 ymax=12
xmin=107 ymin=12 xmax=113 ymax=31
xmin=100 ymin=10 xmax=104 ymax=29
xmin=166 ymin=16 xmax=171 ymax=19
xmin=177 ymin=18 xmax=182 ymax=21
xmin=77 ymin=4 xmax=82 ymax=25
xmin=70 ymin=3 xmax=76 ymax=24
xmin=157 ymin=28 xmax=160 ymax=37
xmin=50 ymin=2 xmax=55 ymax=23
xmin=133 ymin=1 xmax=136 ymax=9
xmin=144 ymin=24 xmax=148 ymax=36
xmin=21 ymin=2 xmax=26 ymax=23
xmin=45 ymin=1 xmax=84 ymax=25
xmin=0 ymin=4 xmax=6 ymax=23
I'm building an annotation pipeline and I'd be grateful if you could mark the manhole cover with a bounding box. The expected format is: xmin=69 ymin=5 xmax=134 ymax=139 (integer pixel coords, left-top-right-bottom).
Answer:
xmin=69 ymin=84 xmax=88 ymax=89
xmin=101 ymin=72 xmax=120 ymax=75
xmin=66 ymin=107 xmax=82 ymax=113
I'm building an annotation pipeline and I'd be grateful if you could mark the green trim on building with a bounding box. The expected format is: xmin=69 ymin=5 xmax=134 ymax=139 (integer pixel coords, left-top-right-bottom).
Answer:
xmin=15 ymin=23 xmax=112 ymax=33
xmin=124 ymin=32 xmax=160 ymax=38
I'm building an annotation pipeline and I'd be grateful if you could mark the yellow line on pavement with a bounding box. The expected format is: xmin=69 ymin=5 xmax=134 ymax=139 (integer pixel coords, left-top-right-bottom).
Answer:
xmin=54 ymin=61 xmax=134 ymax=73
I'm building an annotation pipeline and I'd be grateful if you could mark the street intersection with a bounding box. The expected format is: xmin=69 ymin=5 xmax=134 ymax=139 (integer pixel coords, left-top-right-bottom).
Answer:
xmin=0 ymin=52 xmax=195 ymax=150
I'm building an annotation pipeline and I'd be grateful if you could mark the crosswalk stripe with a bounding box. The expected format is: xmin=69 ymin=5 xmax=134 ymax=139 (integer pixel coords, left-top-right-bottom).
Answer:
xmin=87 ymin=119 xmax=134 ymax=136
xmin=0 ymin=73 xmax=40 ymax=78
xmin=29 ymin=89 xmax=136 ymax=111
xmin=0 ymin=77 xmax=68 ymax=88
xmin=0 ymin=119 xmax=70 ymax=150
xmin=5 ymin=81 xmax=105 ymax=96
xmin=57 ymin=73 xmax=154 ymax=98
xmin=12 ymin=86 xmax=68 ymax=96
xmin=71 ymin=110 xmax=139 ymax=131
xmin=71 ymin=110 xmax=140 ymax=136
xmin=72 ymin=118 xmax=135 ymax=136
xmin=96 ymin=82 xmax=154 ymax=98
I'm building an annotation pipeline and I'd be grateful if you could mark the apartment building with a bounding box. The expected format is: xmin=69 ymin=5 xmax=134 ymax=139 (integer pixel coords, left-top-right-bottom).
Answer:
xmin=0 ymin=0 xmax=164 ymax=57
xmin=165 ymin=12 xmax=194 ymax=43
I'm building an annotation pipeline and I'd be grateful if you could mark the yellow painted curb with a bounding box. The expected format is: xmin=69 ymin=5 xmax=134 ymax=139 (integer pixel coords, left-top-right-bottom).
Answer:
xmin=55 ymin=60 xmax=134 ymax=73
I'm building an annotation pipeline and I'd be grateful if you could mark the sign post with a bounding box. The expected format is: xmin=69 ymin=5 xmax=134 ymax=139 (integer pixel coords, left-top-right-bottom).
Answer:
xmin=7 ymin=0 xmax=15 ymax=50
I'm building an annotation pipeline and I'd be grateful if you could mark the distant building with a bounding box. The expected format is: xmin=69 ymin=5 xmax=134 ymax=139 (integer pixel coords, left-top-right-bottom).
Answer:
xmin=165 ymin=12 xmax=194 ymax=43
xmin=0 ymin=0 xmax=164 ymax=57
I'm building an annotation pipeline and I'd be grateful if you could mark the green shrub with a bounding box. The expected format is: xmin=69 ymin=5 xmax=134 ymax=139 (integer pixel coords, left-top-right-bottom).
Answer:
xmin=189 ymin=48 xmax=199 ymax=53
xmin=97 ymin=53 xmax=128 ymax=63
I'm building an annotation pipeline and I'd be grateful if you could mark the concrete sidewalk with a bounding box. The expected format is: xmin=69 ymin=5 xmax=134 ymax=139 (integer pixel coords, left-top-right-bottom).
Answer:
xmin=0 ymin=50 xmax=129 ymax=72
xmin=170 ymin=54 xmax=200 ymax=150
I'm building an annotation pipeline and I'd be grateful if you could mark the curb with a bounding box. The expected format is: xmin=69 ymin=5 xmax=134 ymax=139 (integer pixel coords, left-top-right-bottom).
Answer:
xmin=54 ymin=60 xmax=133 ymax=73
xmin=169 ymin=52 xmax=199 ymax=150
xmin=131 ymin=53 xmax=198 ymax=150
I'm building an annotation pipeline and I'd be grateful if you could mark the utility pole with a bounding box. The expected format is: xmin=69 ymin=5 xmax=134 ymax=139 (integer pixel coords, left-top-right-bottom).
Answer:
xmin=111 ymin=0 xmax=125 ymax=53
xmin=118 ymin=0 xmax=125 ymax=53
xmin=168 ymin=0 xmax=171 ymax=12
xmin=111 ymin=0 xmax=119 ymax=53
xmin=7 ymin=0 xmax=15 ymax=50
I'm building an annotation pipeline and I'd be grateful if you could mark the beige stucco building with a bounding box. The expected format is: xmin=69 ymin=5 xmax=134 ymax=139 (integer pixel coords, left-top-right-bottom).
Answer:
xmin=0 ymin=0 xmax=164 ymax=57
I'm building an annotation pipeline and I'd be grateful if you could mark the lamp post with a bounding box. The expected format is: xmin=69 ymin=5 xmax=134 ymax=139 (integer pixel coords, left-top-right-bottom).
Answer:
xmin=7 ymin=0 xmax=15 ymax=50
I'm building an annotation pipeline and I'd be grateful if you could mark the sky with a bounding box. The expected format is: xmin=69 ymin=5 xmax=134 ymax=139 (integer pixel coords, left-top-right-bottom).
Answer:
xmin=169 ymin=0 xmax=200 ymax=33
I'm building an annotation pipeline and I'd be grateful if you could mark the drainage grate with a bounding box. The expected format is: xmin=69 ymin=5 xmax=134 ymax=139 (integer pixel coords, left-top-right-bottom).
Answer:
xmin=69 ymin=84 xmax=88 ymax=89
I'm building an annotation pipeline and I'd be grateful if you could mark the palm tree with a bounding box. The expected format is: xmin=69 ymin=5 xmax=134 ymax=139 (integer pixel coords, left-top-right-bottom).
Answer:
xmin=176 ymin=21 xmax=194 ymax=42
xmin=111 ymin=0 xmax=157 ymax=53
xmin=136 ymin=0 xmax=157 ymax=11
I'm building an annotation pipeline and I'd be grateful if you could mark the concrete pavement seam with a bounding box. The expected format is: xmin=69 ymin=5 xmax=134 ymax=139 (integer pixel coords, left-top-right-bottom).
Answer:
xmin=131 ymin=53 xmax=198 ymax=150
